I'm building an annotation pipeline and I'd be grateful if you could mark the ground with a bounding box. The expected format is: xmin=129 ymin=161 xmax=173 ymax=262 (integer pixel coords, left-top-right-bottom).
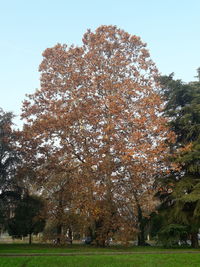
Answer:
xmin=0 ymin=244 xmax=200 ymax=267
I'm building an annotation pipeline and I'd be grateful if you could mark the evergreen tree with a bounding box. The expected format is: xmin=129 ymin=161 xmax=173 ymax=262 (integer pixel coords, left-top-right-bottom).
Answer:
xmin=155 ymin=74 xmax=200 ymax=248
xmin=7 ymin=195 xmax=45 ymax=244
xmin=0 ymin=108 xmax=22 ymax=230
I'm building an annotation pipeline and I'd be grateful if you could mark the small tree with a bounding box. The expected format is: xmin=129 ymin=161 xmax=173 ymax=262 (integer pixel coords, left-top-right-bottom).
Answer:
xmin=7 ymin=195 xmax=45 ymax=244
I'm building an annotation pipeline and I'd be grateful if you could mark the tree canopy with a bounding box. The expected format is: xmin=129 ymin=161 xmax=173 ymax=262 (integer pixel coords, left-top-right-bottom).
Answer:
xmin=7 ymin=195 xmax=45 ymax=244
xmin=154 ymin=75 xmax=200 ymax=248
xmin=0 ymin=108 xmax=22 ymax=230
xmin=20 ymin=26 xmax=173 ymax=245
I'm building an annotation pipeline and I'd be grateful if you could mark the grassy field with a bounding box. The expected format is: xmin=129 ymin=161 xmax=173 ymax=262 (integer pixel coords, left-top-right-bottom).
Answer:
xmin=1 ymin=254 xmax=200 ymax=267
xmin=0 ymin=243 xmax=199 ymax=253
xmin=0 ymin=244 xmax=200 ymax=267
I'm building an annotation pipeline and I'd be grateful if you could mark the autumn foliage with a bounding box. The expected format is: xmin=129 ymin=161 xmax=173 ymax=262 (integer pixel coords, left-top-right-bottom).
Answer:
xmin=20 ymin=25 xmax=173 ymax=245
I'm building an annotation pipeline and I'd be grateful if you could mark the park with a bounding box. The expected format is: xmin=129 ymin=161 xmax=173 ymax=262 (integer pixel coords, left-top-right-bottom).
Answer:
xmin=1 ymin=1 xmax=200 ymax=266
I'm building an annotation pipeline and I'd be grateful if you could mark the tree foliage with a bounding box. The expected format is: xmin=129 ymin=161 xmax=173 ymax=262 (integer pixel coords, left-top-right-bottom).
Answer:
xmin=155 ymin=74 xmax=200 ymax=248
xmin=0 ymin=108 xmax=20 ymax=190
xmin=0 ymin=108 xmax=22 ymax=229
xmin=7 ymin=195 xmax=45 ymax=244
xmin=20 ymin=25 xmax=173 ymax=245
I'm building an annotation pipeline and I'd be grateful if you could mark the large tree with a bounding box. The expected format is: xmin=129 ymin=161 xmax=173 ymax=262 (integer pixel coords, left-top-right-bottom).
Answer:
xmin=21 ymin=25 xmax=173 ymax=245
xmin=155 ymin=74 xmax=200 ymax=248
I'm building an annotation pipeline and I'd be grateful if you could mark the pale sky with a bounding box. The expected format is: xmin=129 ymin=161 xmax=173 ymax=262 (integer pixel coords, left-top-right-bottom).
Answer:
xmin=0 ymin=0 xmax=200 ymax=127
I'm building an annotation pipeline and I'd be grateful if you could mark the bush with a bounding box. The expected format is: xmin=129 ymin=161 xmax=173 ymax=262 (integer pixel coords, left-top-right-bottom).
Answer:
xmin=158 ymin=224 xmax=189 ymax=247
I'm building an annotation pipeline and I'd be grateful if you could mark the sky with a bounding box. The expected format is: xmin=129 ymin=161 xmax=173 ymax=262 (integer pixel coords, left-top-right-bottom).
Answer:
xmin=0 ymin=0 xmax=200 ymax=127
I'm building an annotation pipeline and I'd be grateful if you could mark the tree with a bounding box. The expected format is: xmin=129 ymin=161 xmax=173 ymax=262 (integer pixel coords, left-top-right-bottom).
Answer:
xmin=0 ymin=108 xmax=22 ymax=230
xmin=155 ymin=74 xmax=200 ymax=248
xmin=20 ymin=25 xmax=173 ymax=246
xmin=0 ymin=109 xmax=20 ymax=190
xmin=7 ymin=195 xmax=45 ymax=244
xmin=41 ymin=164 xmax=81 ymax=244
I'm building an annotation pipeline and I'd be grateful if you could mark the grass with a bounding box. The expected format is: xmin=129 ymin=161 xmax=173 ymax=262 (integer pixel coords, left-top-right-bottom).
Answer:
xmin=0 ymin=244 xmax=200 ymax=267
xmin=0 ymin=243 xmax=199 ymax=254
xmin=1 ymin=254 xmax=200 ymax=267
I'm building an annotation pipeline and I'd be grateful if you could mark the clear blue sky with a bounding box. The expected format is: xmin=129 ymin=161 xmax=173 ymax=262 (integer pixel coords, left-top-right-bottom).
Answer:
xmin=1 ymin=0 xmax=200 ymax=127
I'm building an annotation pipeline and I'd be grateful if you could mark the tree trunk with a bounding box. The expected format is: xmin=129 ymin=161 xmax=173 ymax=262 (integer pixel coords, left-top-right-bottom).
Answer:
xmin=137 ymin=216 xmax=145 ymax=246
xmin=68 ymin=227 xmax=73 ymax=245
xmin=191 ymin=232 xmax=199 ymax=248
xmin=134 ymin=192 xmax=146 ymax=246
xmin=56 ymin=190 xmax=64 ymax=244
xmin=56 ymin=224 xmax=62 ymax=244
xmin=29 ymin=233 xmax=32 ymax=245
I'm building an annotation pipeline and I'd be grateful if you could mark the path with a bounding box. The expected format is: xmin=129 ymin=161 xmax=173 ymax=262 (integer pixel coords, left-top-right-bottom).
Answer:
xmin=1 ymin=251 xmax=200 ymax=257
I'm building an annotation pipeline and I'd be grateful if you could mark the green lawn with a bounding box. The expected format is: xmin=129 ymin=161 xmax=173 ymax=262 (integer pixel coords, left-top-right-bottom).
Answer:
xmin=0 ymin=244 xmax=200 ymax=267
xmin=1 ymin=254 xmax=200 ymax=267
xmin=0 ymin=243 xmax=199 ymax=254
